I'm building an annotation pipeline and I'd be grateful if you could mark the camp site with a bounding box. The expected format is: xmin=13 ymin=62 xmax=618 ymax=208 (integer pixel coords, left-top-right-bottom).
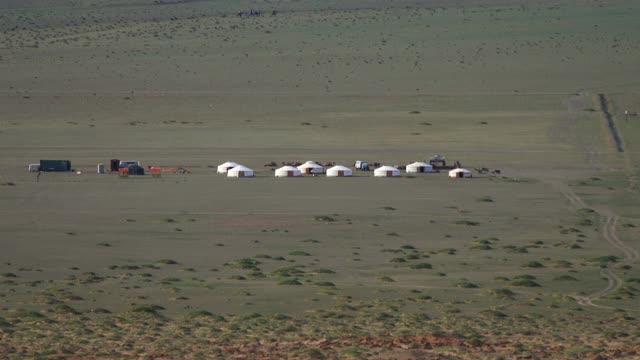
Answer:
xmin=0 ymin=0 xmax=639 ymax=358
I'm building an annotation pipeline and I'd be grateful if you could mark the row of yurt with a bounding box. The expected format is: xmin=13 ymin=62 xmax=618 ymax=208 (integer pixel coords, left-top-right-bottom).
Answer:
xmin=219 ymin=161 xmax=471 ymax=179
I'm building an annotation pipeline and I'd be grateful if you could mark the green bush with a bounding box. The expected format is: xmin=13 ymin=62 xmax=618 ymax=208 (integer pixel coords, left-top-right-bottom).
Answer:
xmin=524 ymin=261 xmax=545 ymax=268
xmin=409 ymin=263 xmax=433 ymax=269
xmin=227 ymin=257 xmax=261 ymax=270
xmin=455 ymin=220 xmax=480 ymax=226
xmin=456 ymin=281 xmax=479 ymax=288
xmin=157 ymin=259 xmax=178 ymax=265
xmin=278 ymin=278 xmax=302 ymax=286
xmin=289 ymin=251 xmax=311 ymax=256
xmin=512 ymin=279 xmax=540 ymax=287
xmin=491 ymin=288 xmax=516 ymax=299
xmin=553 ymin=275 xmax=578 ymax=281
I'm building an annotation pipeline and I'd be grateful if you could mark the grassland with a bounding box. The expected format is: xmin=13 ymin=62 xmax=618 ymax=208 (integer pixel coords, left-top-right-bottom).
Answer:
xmin=0 ymin=0 xmax=639 ymax=358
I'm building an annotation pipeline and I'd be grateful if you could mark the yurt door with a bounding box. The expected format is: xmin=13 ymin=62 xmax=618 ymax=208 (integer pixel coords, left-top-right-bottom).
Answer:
xmin=458 ymin=172 xmax=463 ymax=178
xmin=338 ymin=170 xmax=344 ymax=177
xmin=239 ymin=171 xmax=245 ymax=177
xmin=387 ymin=170 xmax=392 ymax=177
xmin=287 ymin=171 xmax=293 ymax=177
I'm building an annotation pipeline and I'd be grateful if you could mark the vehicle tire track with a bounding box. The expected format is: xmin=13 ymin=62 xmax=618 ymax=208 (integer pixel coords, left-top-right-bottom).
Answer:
xmin=557 ymin=186 xmax=637 ymax=308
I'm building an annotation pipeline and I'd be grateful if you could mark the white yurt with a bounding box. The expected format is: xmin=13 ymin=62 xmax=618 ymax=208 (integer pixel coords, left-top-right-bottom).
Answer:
xmin=374 ymin=166 xmax=401 ymax=177
xmin=326 ymin=165 xmax=353 ymax=177
xmin=297 ymin=161 xmax=324 ymax=174
xmin=406 ymin=161 xmax=434 ymax=173
xmin=217 ymin=161 xmax=239 ymax=174
xmin=448 ymin=168 xmax=472 ymax=178
xmin=227 ymin=165 xmax=254 ymax=178
xmin=275 ymin=165 xmax=302 ymax=177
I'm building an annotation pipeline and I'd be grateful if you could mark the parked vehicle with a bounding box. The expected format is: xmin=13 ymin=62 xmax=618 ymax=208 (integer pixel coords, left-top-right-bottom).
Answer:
xmin=119 ymin=160 xmax=140 ymax=168
xmin=354 ymin=160 xmax=369 ymax=171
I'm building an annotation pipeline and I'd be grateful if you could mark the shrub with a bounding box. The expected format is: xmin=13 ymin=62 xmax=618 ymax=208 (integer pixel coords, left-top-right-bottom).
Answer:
xmin=524 ymin=261 xmax=545 ymax=268
xmin=514 ymin=274 xmax=536 ymax=280
xmin=227 ymin=257 xmax=261 ymax=270
xmin=305 ymin=348 xmax=325 ymax=359
xmin=187 ymin=310 xmax=213 ymax=318
xmin=554 ymin=260 xmax=573 ymax=268
xmin=51 ymin=304 xmax=81 ymax=315
xmin=471 ymin=244 xmax=492 ymax=250
xmin=504 ymin=246 xmax=528 ymax=253
xmin=157 ymin=259 xmax=178 ymax=265
xmin=378 ymin=276 xmax=395 ymax=282
xmin=456 ymin=281 xmax=479 ymax=288
xmin=315 ymin=281 xmax=335 ymax=287
xmin=14 ymin=310 xmax=46 ymax=320
xmin=553 ymin=275 xmax=578 ymax=281
xmin=590 ymin=255 xmax=620 ymax=263
xmin=455 ymin=220 xmax=480 ymax=226
xmin=491 ymin=288 xmax=516 ymax=300
xmin=289 ymin=251 xmax=311 ymax=256
xmin=512 ymin=280 xmax=540 ymax=287
xmin=278 ymin=279 xmax=302 ymax=286
xmin=314 ymin=268 xmax=336 ymax=274
xmin=577 ymin=219 xmax=593 ymax=226
xmin=271 ymin=266 xmax=305 ymax=277
xmin=132 ymin=304 xmax=164 ymax=315
xmin=480 ymin=309 xmax=508 ymax=318
xmin=409 ymin=263 xmax=433 ymax=269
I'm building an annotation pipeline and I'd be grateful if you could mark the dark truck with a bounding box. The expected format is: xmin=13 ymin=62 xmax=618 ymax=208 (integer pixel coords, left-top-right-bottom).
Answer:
xmin=39 ymin=160 xmax=72 ymax=172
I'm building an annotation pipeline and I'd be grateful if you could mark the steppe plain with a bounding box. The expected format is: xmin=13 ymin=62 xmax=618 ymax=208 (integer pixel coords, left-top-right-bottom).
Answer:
xmin=1 ymin=0 xmax=640 ymax=358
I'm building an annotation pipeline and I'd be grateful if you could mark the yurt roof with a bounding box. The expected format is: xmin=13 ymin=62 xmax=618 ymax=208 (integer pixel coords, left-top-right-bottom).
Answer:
xmin=375 ymin=165 xmax=399 ymax=171
xmin=328 ymin=165 xmax=351 ymax=171
xmin=450 ymin=168 xmax=471 ymax=173
xmin=299 ymin=161 xmax=323 ymax=168
xmin=219 ymin=161 xmax=239 ymax=167
xmin=408 ymin=161 xmax=431 ymax=167
xmin=276 ymin=165 xmax=300 ymax=171
xmin=229 ymin=165 xmax=252 ymax=172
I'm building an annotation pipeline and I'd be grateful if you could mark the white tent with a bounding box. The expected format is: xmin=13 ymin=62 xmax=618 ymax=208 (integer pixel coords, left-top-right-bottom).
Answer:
xmin=406 ymin=161 xmax=434 ymax=173
xmin=374 ymin=166 xmax=401 ymax=177
xmin=217 ymin=161 xmax=239 ymax=174
xmin=275 ymin=166 xmax=302 ymax=177
xmin=227 ymin=165 xmax=254 ymax=178
xmin=297 ymin=161 xmax=324 ymax=174
xmin=326 ymin=165 xmax=352 ymax=177
xmin=448 ymin=168 xmax=472 ymax=178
